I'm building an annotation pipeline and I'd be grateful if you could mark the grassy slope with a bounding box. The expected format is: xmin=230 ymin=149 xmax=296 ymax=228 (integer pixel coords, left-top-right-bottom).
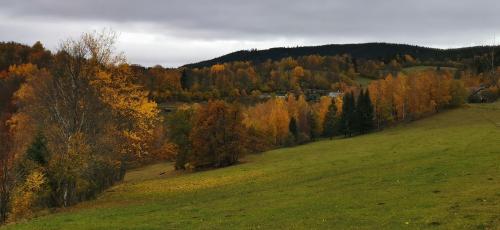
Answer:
xmin=5 ymin=103 xmax=500 ymax=229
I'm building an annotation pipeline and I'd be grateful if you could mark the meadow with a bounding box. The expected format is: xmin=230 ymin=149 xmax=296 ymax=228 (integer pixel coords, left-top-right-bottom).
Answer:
xmin=4 ymin=102 xmax=500 ymax=229
xmin=402 ymin=66 xmax=458 ymax=74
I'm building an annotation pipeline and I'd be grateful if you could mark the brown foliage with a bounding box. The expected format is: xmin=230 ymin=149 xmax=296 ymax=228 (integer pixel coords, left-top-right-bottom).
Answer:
xmin=189 ymin=100 xmax=245 ymax=169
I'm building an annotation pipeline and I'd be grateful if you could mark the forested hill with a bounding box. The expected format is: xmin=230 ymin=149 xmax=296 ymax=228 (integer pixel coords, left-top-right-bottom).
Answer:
xmin=184 ymin=43 xmax=499 ymax=68
xmin=0 ymin=41 xmax=52 ymax=71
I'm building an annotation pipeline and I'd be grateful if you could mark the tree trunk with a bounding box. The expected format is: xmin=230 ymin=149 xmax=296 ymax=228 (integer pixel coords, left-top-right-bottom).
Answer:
xmin=63 ymin=182 xmax=68 ymax=207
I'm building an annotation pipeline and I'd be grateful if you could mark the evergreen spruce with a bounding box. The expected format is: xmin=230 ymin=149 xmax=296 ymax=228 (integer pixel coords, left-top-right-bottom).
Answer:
xmin=340 ymin=92 xmax=355 ymax=137
xmin=354 ymin=90 xmax=364 ymax=134
xmin=362 ymin=89 xmax=375 ymax=132
xmin=340 ymin=93 xmax=349 ymax=136
xmin=348 ymin=93 xmax=356 ymax=136
xmin=180 ymin=69 xmax=189 ymax=90
xmin=26 ymin=132 xmax=49 ymax=166
xmin=289 ymin=117 xmax=298 ymax=139
xmin=323 ymin=99 xmax=339 ymax=139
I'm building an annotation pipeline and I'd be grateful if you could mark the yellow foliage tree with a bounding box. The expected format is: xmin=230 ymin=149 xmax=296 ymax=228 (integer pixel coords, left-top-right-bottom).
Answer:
xmin=9 ymin=170 xmax=46 ymax=221
xmin=244 ymin=98 xmax=290 ymax=146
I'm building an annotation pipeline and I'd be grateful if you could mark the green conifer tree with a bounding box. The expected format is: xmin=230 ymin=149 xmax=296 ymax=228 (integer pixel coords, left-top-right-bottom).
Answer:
xmin=323 ymin=99 xmax=339 ymax=139
xmin=26 ymin=132 xmax=49 ymax=166
xmin=289 ymin=117 xmax=299 ymax=139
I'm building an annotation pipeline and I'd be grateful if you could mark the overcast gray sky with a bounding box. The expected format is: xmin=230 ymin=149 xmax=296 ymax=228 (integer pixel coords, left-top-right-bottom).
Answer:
xmin=1 ymin=0 xmax=500 ymax=67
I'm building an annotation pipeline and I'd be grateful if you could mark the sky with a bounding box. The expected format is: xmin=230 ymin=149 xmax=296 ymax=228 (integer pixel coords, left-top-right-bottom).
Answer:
xmin=1 ymin=0 xmax=500 ymax=67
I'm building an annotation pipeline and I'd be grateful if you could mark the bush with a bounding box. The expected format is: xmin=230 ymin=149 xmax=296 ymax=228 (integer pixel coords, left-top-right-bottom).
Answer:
xmin=449 ymin=80 xmax=468 ymax=107
xmin=245 ymin=127 xmax=273 ymax=154
xmin=297 ymin=132 xmax=311 ymax=144
xmin=284 ymin=133 xmax=296 ymax=147
xmin=468 ymin=93 xmax=482 ymax=103
xmin=9 ymin=170 xmax=49 ymax=221
xmin=484 ymin=87 xmax=499 ymax=102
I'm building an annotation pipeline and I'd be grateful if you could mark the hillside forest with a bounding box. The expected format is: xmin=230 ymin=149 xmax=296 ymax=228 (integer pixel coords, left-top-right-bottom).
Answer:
xmin=0 ymin=31 xmax=499 ymax=223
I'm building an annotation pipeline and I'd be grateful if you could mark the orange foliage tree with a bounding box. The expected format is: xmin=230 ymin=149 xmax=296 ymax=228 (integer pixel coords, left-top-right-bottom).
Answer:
xmin=190 ymin=100 xmax=246 ymax=168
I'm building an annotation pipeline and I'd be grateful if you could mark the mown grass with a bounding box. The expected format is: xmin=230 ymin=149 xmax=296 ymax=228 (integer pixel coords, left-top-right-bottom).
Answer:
xmin=4 ymin=103 xmax=500 ymax=229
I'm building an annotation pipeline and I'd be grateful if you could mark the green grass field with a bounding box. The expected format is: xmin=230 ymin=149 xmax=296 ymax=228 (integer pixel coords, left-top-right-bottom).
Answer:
xmin=402 ymin=66 xmax=457 ymax=75
xmin=4 ymin=103 xmax=500 ymax=229
xmin=355 ymin=75 xmax=374 ymax=87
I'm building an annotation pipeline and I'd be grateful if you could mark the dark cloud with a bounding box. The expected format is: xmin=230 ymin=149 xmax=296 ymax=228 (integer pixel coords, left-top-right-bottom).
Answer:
xmin=1 ymin=0 xmax=500 ymax=66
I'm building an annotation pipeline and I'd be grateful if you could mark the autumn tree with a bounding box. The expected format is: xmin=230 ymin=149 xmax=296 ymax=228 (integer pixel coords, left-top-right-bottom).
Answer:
xmin=167 ymin=106 xmax=194 ymax=170
xmin=449 ymin=79 xmax=468 ymax=107
xmin=245 ymin=126 xmax=273 ymax=154
xmin=307 ymin=110 xmax=320 ymax=141
xmin=393 ymin=74 xmax=408 ymax=121
xmin=379 ymin=74 xmax=395 ymax=123
xmin=0 ymin=64 xmax=35 ymax=222
xmin=368 ymin=70 xmax=464 ymax=125
xmin=295 ymin=94 xmax=310 ymax=138
xmin=145 ymin=66 xmax=182 ymax=102
xmin=313 ymin=96 xmax=332 ymax=135
xmin=0 ymin=113 xmax=14 ymax=223
xmin=9 ymin=169 xmax=47 ymax=221
xmin=189 ymin=100 xmax=246 ymax=169
xmin=244 ymin=98 xmax=290 ymax=146
xmin=11 ymin=30 xmax=160 ymax=208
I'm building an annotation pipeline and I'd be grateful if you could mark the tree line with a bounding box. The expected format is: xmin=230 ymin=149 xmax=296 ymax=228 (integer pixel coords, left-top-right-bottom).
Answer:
xmin=2 ymin=40 xmax=498 ymax=106
xmin=184 ymin=43 xmax=500 ymax=70
xmin=166 ymin=68 xmax=468 ymax=171
xmin=132 ymin=55 xmax=358 ymax=103
xmin=132 ymin=55 xmax=499 ymax=104
xmin=368 ymin=71 xmax=468 ymax=127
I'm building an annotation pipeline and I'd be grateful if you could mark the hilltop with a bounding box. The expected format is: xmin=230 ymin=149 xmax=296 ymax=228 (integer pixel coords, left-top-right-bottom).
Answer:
xmin=184 ymin=42 xmax=499 ymax=68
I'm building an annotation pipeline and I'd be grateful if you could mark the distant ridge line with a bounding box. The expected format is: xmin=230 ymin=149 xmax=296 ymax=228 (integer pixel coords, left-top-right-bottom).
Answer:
xmin=183 ymin=42 xmax=500 ymax=68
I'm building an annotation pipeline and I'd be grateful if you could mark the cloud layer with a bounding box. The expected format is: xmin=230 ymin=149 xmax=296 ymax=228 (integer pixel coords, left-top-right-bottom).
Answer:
xmin=1 ymin=0 xmax=500 ymax=67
